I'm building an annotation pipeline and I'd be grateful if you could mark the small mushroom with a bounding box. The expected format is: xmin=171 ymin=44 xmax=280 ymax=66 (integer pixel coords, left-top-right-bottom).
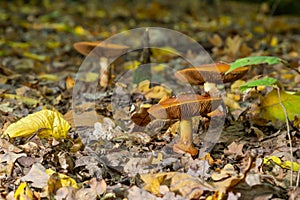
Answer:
xmin=175 ymin=62 xmax=248 ymax=85
xmin=148 ymin=94 xmax=222 ymax=156
xmin=73 ymin=41 xmax=129 ymax=57
xmin=73 ymin=41 xmax=129 ymax=88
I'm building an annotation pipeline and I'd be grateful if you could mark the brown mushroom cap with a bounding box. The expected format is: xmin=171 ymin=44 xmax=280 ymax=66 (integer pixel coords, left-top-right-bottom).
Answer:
xmin=148 ymin=94 xmax=222 ymax=120
xmin=174 ymin=63 xmax=248 ymax=85
xmin=73 ymin=41 xmax=129 ymax=57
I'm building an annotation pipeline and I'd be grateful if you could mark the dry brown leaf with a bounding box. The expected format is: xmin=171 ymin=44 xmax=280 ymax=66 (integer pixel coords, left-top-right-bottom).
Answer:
xmin=21 ymin=163 xmax=48 ymax=188
xmin=65 ymin=76 xmax=75 ymax=90
xmin=75 ymin=178 xmax=106 ymax=199
xmin=64 ymin=109 xmax=103 ymax=128
xmin=212 ymin=156 xmax=254 ymax=193
xmin=0 ymin=138 xmax=22 ymax=153
xmin=208 ymin=34 xmax=223 ymax=47
xmin=224 ymin=141 xmax=244 ymax=158
xmin=170 ymin=173 xmax=213 ymax=199
xmin=141 ymin=172 xmax=214 ymax=198
xmin=127 ymin=186 xmax=159 ymax=200
xmin=225 ymin=35 xmax=242 ymax=58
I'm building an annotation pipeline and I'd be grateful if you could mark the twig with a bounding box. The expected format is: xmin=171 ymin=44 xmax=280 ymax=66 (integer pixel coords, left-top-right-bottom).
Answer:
xmin=275 ymin=86 xmax=294 ymax=187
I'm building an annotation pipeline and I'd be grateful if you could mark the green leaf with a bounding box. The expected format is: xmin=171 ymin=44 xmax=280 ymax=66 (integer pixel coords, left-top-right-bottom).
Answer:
xmin=261 ymin=89 xmax=300 ymax=122
xmin=239 ymin=77 xmax=277 ymax=92
xmin=226 ymin=56 xmax=282 ymax=75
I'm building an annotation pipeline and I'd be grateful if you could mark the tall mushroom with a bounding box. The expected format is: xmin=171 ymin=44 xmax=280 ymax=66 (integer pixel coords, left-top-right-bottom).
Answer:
xmin=73 ymin=41 xmax=129 ymax=89
xmin=148 ymin=94 xmax=222 ymax=156
xmin=174 ymin=62 xmax=248 ymax=85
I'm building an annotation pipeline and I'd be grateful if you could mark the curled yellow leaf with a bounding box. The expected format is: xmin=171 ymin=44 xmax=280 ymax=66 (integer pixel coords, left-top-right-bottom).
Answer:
xmin=2 ymin=110 xmax=70 ymax=139
xmin=14 ymin=182 xmax=34 ymax=200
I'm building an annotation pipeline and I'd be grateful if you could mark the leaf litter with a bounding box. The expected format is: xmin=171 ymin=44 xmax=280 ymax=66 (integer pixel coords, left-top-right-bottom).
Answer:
xmin=0 ymin=1 xmax=300 ymax=199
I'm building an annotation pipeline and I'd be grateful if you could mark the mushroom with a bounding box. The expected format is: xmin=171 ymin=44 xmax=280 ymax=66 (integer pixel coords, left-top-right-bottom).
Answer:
xmin=148 ymin=94 xmax=222 ymax=156
xmin=73 ymin=41 xmax=129 ymax=89
xmin=174 ymin=62 xmax=248 ymax=85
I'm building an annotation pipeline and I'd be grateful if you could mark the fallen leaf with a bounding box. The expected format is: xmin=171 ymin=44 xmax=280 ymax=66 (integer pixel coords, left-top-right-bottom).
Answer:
xmin=2 ymin=109 xmax=70 ymax=139
xmin=223 ymin=96 xmax=241 ymax=109
xmin=23 ymin=51 xmax=47 ymax=61
xmin=151 ymin=46 xmax=179 ymax=62
xmin=0 ymin=138 xmax=22 ymax=153
xmin=46 ymin=168 xmax=78 ymax=190
xmin=65 ymin=76 xmax=75 ymax=90
xmin=141 ymin=172 xmax=213 ymax=198
xmin=38 ymin=74 xmax=59 ymax=81
xmin=123 ymin=60 xmax=140 ymax=70
xmin=211 ymin=164 xmax=237 ymax=181
xmin=0 ymin=150 xmax=26 ymax=175
xmin=138 ymin=80 xmax=171 ymax=99
xmin=1 ymin=94 xmax=38 ymax=106
xmin=208 ymin=34 xmax=223 ymax=47
xmin=0 ymin=151 xmax=26 ymax=165
xmin=131 ymin=105 xmax=152 ymax=127
xmin=224 ymin=141 xmax=244 ymax=158
xmin=264 ymin=156 xmax=299 ymax=172
xmin=225 ymin=35 xmax=241 ymax=58
xmin=212 ymin=156 xmax=254 ymax=193
xmin=14 ymin=182 xmax=34 ymax=200
xmin=21 ymin=163 xmax=49 ymax=188
xmin=127 ymin=186 xmax=159 ymax=200
xmin=151 ymin=153 xmax=163 ymax=165
xmin=75 ymin=178 xmax=106 ymax=199
xmin=261 ymin=89 xmax=300 ymax=122
xmin=170 ymin=173 xmax=211 ymax=199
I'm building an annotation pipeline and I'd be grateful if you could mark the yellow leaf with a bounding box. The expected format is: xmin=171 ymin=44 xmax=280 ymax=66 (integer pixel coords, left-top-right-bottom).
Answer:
xmin=282 ymin=161 xmax=299 ymax=172
xmin=141 ymin=174 xmax=162 ymax=195
xmin=261 ymin=89 xmax=300 ymax=122
xmin=270 ymin=36 xmax=278 ymax=47
xmin=222 ymin=96 xmax=241 ymax=109
xmin=151 ymin=46 xmax=179 ymax=62
xmin=23 ymin=52 xmax=47 ymax=61
xmin=8 ymin=41 xmax=30 ymax=49
xmin=2 ymin=109 xmax=70 ymax=139
xmin=38 ymin=74 xmax=59 ymax=81
xmin=77 ymin=72 xmax=99 ymax=82
xmin=151 ymin=152 xmax=163 ymax=165
xmin=46 ymin=168 xmax=78 ymax=188
xmin=141 ymin=172 xmax=176 ymax=195
xmin=1 ymin=94 xmax=38 ymax=106
xmin=74 ymin=26 xmax=87 ymax=35
xmin=46 ymin=41 xmax=61 ymax=49
xmin=263 ymin=156 xmax=282 ymax=166
xmin=152 ymin=64 xmax=166 ymax=72
xmin=263 ymin=156 xmax=299 ymax=172
xmin=138 ymin=80 xmax=151 ymax=92
xmin=138 ymin=80 xmax=171 ymax=99
xmin=14 ymin=182 xmax=34 ymax=200
xmin=123 ymin=60 xmax=140 ymax=70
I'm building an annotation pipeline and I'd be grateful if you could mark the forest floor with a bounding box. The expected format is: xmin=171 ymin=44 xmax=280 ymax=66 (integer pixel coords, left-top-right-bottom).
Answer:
xmin=0 ymin=1 xmax=300 ymax=199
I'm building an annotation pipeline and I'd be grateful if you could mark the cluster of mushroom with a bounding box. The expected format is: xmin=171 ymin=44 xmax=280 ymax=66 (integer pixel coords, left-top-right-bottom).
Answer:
xmin=73 ymin=43 xmax=248 ymax=156
xmin=145 ymin=63 xmax=248 ymax=156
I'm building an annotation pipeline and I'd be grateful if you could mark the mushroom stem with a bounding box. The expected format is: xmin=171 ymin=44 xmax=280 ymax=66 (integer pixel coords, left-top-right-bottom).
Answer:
xmin=173 ymin=118 xmax=198 ymax=156
xmin=99 ymin=57 xmax=109 ymax=89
